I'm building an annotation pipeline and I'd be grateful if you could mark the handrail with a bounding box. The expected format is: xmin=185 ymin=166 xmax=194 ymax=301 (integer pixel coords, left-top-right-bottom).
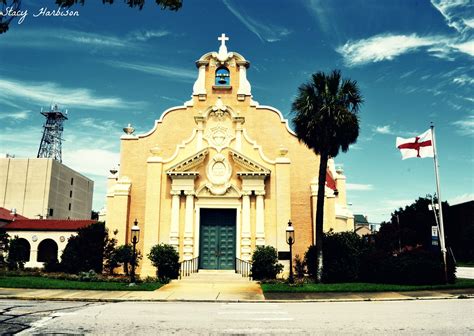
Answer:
xmin=235 ymin=257 xmax=252 ymax=280
xmin=179 ymin=256 xmax=199 ymax=279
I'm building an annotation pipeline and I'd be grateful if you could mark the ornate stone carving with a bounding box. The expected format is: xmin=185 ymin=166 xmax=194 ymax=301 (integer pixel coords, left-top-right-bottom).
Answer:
xmin=205 ymin=125 xmax=234 ymax=152
xmin=209 ymin=97 xmax=229 ymax=120
xmin=205 ymin=153 xmax=232 ymax=195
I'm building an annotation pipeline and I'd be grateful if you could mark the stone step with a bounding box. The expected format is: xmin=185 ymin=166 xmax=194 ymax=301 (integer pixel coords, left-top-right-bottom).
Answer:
xmin=175 ymin=270 xmax=252 ymax=283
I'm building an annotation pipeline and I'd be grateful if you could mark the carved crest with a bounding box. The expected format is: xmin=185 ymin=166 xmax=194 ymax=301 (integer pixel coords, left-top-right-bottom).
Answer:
xmin=205 ymin=153 xmax=232 ymax=195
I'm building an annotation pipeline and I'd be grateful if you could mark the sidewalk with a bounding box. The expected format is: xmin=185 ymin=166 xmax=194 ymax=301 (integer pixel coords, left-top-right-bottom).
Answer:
xmin=1 ymin=287 xmax=473 ymax=303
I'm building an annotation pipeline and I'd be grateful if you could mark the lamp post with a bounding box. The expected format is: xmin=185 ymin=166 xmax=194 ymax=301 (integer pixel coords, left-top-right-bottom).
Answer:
xmin=286 ymin=220 xmax=295 ymax=284
xmin=130 ymin=219 xmax=140 ymax=286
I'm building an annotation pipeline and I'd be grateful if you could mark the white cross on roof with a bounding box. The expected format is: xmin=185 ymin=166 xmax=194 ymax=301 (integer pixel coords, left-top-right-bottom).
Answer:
xmin=218 ymin=33 xmax=229 ymax=47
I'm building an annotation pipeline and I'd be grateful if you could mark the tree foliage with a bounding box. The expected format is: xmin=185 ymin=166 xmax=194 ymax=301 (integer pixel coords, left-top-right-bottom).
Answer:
xmin=321 ymin=231 xmax=368 ymax=283
xmin=60 ymin=222 xmax=108 ymax=274
xmin=251 ymin=246 xmax=283 ymax=280
xmin=292 ymin=70 xmax=362 ymax=282
xmin=379 ymin=196 xmax=449 ymax=251
xmin=304 ymin=231 xmax=455 ymax=285
xmin=7 ymin=236 xmax=29 ymax=270
xmin=55 ymin=0 xmax=182 ymax=11
xmin=148 ymin=243 xmax=179 ymax=281
xmin=103 ymin=235 xmax=118 ymax=275
xmin=0 ymin=229 xmax=9 ymax=268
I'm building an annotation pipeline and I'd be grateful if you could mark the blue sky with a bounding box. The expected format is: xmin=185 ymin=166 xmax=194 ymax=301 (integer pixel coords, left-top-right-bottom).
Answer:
xmin=0 ymin=0 xmax=473 ymax=223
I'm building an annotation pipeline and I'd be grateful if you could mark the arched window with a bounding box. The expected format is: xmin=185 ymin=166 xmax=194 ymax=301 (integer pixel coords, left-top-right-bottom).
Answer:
xmin=16 ymin=238 xmax=31 ymax=262
xmin=37 ymin=239 xmax=58 ymax=262
xmin=215 ymin=67 xmax=230 ymax=86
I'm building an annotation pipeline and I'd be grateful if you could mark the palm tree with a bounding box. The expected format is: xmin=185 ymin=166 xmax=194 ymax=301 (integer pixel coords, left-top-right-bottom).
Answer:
xmin=292 ymin=70 xmax=362 ymax=282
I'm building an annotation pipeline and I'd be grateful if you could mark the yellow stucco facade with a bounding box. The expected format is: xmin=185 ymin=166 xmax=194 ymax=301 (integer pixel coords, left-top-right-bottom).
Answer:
xmin=106 ymin=35 xmax=354 ymax=276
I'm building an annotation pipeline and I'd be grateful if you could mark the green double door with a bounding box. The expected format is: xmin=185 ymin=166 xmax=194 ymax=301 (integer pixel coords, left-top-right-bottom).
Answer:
xmin=199 ymin=209 xmax=236 ymax=270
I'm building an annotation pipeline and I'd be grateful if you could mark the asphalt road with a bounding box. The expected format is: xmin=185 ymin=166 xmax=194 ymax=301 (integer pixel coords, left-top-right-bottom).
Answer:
xmin=1 ymin=299 xmax=473 ymax=335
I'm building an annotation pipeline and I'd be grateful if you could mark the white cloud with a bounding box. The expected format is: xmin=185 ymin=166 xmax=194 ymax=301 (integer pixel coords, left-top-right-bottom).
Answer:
xmin=0 ymin=110 xmax=30 ymax=120
xmin=453 ymin=75 xmax=474 ymax=85
xmin=337 ymin=34 xmax=447 ymax=66
xmin=448 ymin=193 xmax=474 ymax=205
xmin=374 ymin=125 xmax=393 ymax=135
xmin=105 ymin=61 xmax=195 ymax=81
xmin=60 ymin=32 xmax=126 ymax=47
xmin=452 ymin=115 xmax=474 ymax=136
xmin=400 ymin=70 xmax=417 ymax=79
xmin=451 ymin=40 xmax=474 ymax=57
xmin=76 ymin=117 xmax=121 ymax=133
xmin=63 ymin=148 xmax=120 ymax=178
xmin=0 ymin=126 xmax=40 ymax=158
xmin=430 ymin=0 xmax=473 ymax=34
xmin=304 ymin=0 xmax=332 ymax=35
xmin=464 ymin=18 xmax=474 ymax=28
xmin=0 ymin=78 xmax=143 ymax=110
xmin=222 ymin=0 xmax=291 ymax=43
xmin=2 ymin=29 xmax=128 ymax=49
xmin=346 ymin=183 xmax=374 ymax=191
xmin=128 ymin=30 xmax=170 ymax=41
xmin=2 ymin=28 xmax=170 ymax=51
xmin=337 ymin=32 xmax=474 ymax=66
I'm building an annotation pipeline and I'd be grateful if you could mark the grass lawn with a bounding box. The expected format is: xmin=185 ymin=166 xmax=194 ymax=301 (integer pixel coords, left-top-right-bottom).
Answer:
xmin=261 ymin=278 xmax=474 ymax=293
xmin=0 ymin=276 xmax=163 ymax=291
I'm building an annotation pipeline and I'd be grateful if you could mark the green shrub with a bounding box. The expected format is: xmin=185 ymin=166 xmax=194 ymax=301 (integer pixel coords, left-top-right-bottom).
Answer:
xmin=361 ymin=248 xmax=456 ymax=285
xmin=103 ymin=236 xmax=118 ymax=275
xmin=294 ymin=254 xmax=306 ymax=279
xmin=60 ymin=222 xmax=107 ymax=274
xmin=43 ymin=258 xmax=61 ymax=273
xmin=322 ymin=231 xmax=367 ymax=283
xmin=114 ymin=244 xmax=135 ymax=275
xmin=78 ymin=270 xmax=99 ymax=282
xmin=304 ymin=245 xmax=318 ymax=279
xmin=148 ymin=244 xmax=179 ymax=282
xmin=251 ymin=246 xmax=283 ymax=280
xmin=7 ymin=236 xmax=29 ymax=270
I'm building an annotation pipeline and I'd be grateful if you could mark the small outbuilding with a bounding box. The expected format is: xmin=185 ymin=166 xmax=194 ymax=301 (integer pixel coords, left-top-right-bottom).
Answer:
xmin=0 ymin=207 xmax=96 ymax=268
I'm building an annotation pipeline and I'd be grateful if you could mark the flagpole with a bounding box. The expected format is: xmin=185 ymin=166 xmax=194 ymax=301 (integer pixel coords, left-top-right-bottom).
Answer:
xmin=430 ymin=123 xmax=448 ymax=282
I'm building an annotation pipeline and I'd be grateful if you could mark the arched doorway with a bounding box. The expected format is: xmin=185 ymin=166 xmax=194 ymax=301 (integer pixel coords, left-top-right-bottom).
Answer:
xmin=37 ymin=239 xmax=58 ymax=262
xmin=16 ymin=238 xmax=31 ymax=262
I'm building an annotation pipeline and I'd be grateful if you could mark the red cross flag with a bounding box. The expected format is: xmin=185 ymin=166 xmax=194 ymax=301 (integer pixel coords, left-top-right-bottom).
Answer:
xmin=396 ymin=129 xmax=434 ymax=160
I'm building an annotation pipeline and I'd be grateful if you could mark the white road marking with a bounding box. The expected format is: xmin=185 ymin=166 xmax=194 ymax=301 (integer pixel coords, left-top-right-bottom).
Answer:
xmin=17 ymin=316 xmax=54 ymax=335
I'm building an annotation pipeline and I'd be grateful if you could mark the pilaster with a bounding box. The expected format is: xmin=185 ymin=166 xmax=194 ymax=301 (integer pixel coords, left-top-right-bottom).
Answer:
xmin=255 ymin=190 xmax=266 ymax=246
xmin=108 ymin=177 xmax=131 ymax=246
xmin=169 ymin=190 xmax=181 ymax=248
xmin=184 ymin=191 xmax=195 ymax=260
xmin=141 ymin=148 xmax=164 ymax=276
xmin=275 ymin=148 xmax=291 ymax=251
xmin=240 ymin=191 xmax=252 ymax=260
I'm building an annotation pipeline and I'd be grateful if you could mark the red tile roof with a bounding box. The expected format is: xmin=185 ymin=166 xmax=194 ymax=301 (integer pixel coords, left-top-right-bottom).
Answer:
xmin=0 ymin=207 xmax=28 ymax=221
xmin=3 ymin=219 xmax=97 ymax=231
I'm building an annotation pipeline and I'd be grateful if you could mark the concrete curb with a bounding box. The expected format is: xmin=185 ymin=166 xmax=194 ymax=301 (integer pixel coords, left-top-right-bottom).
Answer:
xmin=1 ymin=294 xmax=473 ymax=303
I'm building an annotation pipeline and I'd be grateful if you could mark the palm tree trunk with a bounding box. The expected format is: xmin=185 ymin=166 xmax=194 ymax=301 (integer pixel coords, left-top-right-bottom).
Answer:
xmin=315 ymin=152 xmax=329 ymax=282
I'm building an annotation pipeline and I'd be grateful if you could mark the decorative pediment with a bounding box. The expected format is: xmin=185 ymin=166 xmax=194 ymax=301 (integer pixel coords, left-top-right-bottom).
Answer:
xmin=166 ymin=149 xmax=208 ymax=176
xmin=229 ymin=149 xmax=270 ymax=176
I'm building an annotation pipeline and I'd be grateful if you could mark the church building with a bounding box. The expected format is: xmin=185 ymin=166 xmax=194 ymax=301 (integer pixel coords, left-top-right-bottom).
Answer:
xmin=106 ymin=35 xmax=354 ymax=277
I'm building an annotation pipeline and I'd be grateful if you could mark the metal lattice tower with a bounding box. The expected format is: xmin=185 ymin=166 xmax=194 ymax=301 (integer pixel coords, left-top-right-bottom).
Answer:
xmin=37 ymin=104 xmax=68 ymax=163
